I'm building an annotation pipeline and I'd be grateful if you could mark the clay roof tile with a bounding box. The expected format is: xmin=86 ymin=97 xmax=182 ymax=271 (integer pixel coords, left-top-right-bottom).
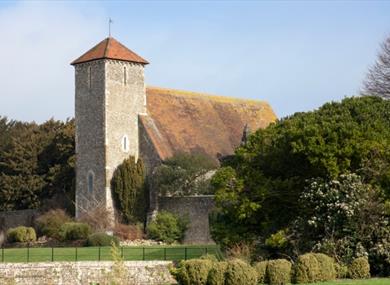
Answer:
xmin=71 ymin=37 xmax=149 ymax=65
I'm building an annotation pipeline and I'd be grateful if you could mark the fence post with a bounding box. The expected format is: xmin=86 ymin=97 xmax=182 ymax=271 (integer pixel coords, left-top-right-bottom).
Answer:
xmin=1 ymin=246 xmax=4 ymax=262
xmin=164 ymin=247 xmax=167 ymax=261
xmin=52 ymin=247 xmax=54 ymax=262
xmin=75 ymin=247 xmax=78 ymax=262
xmin=27 ymin=243 xmax=30 ymax=263
xmin=121 ymin=246 xmax=124 ymax=259
xmin=205 ymin=247 xmax=208 ymax=255
xmin=185 ymin=247 xmax=187 ymax=260
xmin=98 ymin=246 xmax=101 ymax=261
xmin=142 ymin=247 xmax=145 ymax=261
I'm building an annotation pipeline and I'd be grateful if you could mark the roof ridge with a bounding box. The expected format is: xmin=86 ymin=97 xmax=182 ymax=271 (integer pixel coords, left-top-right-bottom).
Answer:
xmin=103 ymin=37 xmax=110 ymax=58
xmin=146 ymin=86 xmax=268 ymax=105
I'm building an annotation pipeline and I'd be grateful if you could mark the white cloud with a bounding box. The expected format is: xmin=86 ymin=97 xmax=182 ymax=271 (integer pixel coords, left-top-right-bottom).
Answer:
xmin=0 ymin=2 xmax=106 ymax=122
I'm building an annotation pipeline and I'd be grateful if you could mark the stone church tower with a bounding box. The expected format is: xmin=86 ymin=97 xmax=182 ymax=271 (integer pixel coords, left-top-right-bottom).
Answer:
xmin=71 ymin=37 xmax=149 ymax=219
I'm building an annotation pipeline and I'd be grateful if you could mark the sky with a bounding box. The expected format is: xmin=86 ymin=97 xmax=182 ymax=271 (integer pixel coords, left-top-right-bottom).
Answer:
xmin=0 ymin=0 xmax=389 ymax=123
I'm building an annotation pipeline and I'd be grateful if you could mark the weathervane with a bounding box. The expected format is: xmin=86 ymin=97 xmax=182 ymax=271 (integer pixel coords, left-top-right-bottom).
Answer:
xmin=109 ymin=18 xmax=113 ymax=37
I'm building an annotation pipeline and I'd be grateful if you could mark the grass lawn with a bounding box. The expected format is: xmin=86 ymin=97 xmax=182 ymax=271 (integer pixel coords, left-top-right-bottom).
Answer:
xmin=308 ymin=279 xmax=390 ymax=285
xmin=0 ymin=244 xmax=220 ymax=263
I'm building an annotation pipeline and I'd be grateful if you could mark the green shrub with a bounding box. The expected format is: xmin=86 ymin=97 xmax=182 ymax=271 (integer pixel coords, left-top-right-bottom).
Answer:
xmin=313 ymin=253 xmax=336 ymax=281
xmin=224 ymin=259 xmax=257 ymax=285
xmin=253 ymin=261 xmax=268 ymax=284
xmin=267 ymin=259 xmax=291 ymax=285
xmin=348 ymin=257 xmax=370 ymax=279
xmin=35 ymin=209 xmax=72 ymax=239
xmin=59 ymin=222 xmax=91 ymax=241
xmin=86 ymin=232 xmax=119 ymax=247
xmin=200 ymin=254 xmax=219 ymax=262
xmin=147 ymin=211 xmax=188 ymax=244
xmin=335 ymin=263 xmax=348 ymax=279
xmin=293 ymin=253 xmax=320 ymax=283
xmin=207 ymin=261 xmax=227 ymax=285
xmin=175 ymin=259 xmax=213 ymax=285
xmin=7 ymin=226 xmax=36 ymax=243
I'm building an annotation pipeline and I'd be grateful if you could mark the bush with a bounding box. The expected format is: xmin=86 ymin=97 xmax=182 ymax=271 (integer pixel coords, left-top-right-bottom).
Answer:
xmin=35 ymin=209 xmax=72 ymax=239
xmin=175 ymin=259 xmax=213 ymax=285
xmin=114 ymin=223 xmax=143 ymax=240
xmin=335 ymin=263 xmax=348 ymax=279
xmin=293 ymin=253 xmax=320 ymax=283
xmin=226 ymin=242 xmax=253 ymax=263
xmin=86 ymin=232 xmax=119 ymax=247
xmin=253 ymin=261 xmax=268 ymax=284
xmin=147 ymin=211 xmax=188 ymax=244
xmin=7 ymin=226 xmax=36 ymax=243
xmin=224 ymin=259 xmax=257 ymax=285
xmin=313 ymin=253 xmax=336 ymax=281
xmin=266 ymin=259 xmax=291 ymax=285
xmin=199 ymin=254 xmax=219 ymax=262
xmin=59 ymin=222 xmax=91 ymax=241
xmin=207 ymin=261 xmax=227 ymax=285
xmin=348 ymin=257 xmax=370 ymax=279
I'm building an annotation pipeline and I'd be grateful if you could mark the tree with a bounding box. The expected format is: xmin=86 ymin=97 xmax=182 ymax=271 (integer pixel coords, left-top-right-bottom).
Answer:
xmin=111 ymin=156 xmax=146 ymax=223
xmin=0 ymin=118 xmax=75 ymax=211
xmin=153 ymin=152 xmax=217 ymax=196
xmin=210 ymin=96 xmax=390 ymax=247
xmin=363 ymin=36 xmax=390 ymax=98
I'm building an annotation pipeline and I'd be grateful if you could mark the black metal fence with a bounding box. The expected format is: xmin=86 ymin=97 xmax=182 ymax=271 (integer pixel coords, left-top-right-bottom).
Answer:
xmin=0 ymin=245 xmax=221 ymax=263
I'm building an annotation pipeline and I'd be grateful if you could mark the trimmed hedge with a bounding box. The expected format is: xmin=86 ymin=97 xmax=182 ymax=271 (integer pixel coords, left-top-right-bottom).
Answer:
xmin=293 ymin=253 xmax=320 ymax=283
xmin=224 ymin=259 xmax=257 ymax=285
xmin=254 ymin=261 xmax=268 ymax=284
xmin=267 ymin=259 xmax=291 ymax=285
xmin=59 ymin=222 xmax=91 ymax=241
xmin=348 ymin=257 xmax=370 ymax=279
xmin=175 ymin=259 xmax=213 ymax=285
xmin=7 ymin=226 xmax=36 ymax=243
xmin=313 ymin=253 xmax=336 ymax=281
xmin=207 ymin=261 xmax=227 ymax=285
xmin=86 ymin=233 xmax=119 ymax=246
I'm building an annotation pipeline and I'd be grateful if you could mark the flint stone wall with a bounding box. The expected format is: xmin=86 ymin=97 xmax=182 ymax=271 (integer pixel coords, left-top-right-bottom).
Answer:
xmin=0 ymin=209 xmax=38 ymax=231
xmin=0 ymin=261 xmax=176 ymax=285
xmin=158 ymin=195 xmax=215 ymax=244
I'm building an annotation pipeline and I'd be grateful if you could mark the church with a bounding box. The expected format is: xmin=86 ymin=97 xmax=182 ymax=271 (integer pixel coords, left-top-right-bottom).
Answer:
xmin=71 ymin=37 xmax=276 ymax=240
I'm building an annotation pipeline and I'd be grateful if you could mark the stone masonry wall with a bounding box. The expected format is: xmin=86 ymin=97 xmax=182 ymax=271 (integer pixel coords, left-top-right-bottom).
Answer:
xmin=0 ymin=209 xmax=38 ymax=231
xmin=0 ymin=261 xmax=176 ymax=285
xmin=159 ymin=196 xmax=215 ymax=244
xmin=75 ymin=60 xmax=106 ymax=218
xmin=104 ymin=60 xmax=146 ymax=216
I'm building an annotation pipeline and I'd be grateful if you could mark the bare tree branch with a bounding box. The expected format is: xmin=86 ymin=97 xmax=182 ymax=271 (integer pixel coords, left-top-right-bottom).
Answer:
xmin=362 ymin=36 xmax=390 ymax=99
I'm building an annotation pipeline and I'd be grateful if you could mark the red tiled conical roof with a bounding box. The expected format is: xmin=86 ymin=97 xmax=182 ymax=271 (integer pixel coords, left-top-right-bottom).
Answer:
xmin=71 ymin=37 xmax=149 ymax=65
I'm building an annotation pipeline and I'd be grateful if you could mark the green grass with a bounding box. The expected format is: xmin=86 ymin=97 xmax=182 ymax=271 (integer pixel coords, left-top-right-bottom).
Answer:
xmin=0 ymin=244 xmax=220 ymax=263
xmin=307 ymin=279 xmax=390 ymax=285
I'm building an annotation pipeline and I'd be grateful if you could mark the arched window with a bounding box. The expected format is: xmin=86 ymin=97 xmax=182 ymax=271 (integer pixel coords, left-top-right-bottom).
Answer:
xmin=124 ymin=66 xmax=127 ymax=85
xmin=122 ymin=135 xmax=129 ymax=152
xmin=87 ymin=171 xmax=94 ymax=193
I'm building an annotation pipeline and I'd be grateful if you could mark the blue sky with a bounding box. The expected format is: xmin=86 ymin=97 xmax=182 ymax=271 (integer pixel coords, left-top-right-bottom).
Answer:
xmin=0 ymin=1 xmax=389 ymax=122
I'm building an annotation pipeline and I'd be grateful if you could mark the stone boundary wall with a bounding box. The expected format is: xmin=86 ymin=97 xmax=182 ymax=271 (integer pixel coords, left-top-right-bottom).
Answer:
xmin=0 ymin=209 xmax=38 ymax=231
xmin=0 ymin=261 xmax=176 ymax=285
xmin=158 ymin=195 xmax=215 ymax=244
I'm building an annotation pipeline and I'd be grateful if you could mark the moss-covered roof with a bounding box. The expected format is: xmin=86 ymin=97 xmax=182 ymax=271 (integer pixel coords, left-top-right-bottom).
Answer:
xmin=140 ymin=86 xmax=277 ymax=160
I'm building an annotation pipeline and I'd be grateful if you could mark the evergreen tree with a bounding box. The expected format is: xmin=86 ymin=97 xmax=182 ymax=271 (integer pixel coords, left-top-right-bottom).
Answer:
xmin=111 ymin=157 xmax=146 ymax=223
